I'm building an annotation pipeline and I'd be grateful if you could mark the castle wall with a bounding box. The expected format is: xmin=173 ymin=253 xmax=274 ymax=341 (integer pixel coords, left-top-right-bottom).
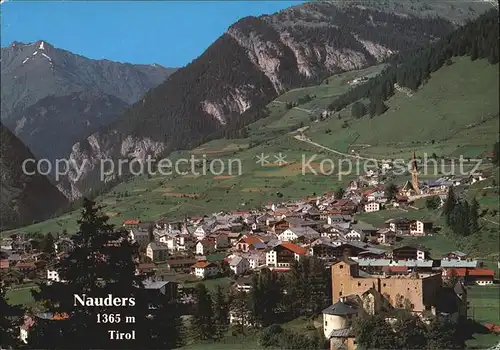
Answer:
xmin=331 ymin=261 xmax=442 ymax=313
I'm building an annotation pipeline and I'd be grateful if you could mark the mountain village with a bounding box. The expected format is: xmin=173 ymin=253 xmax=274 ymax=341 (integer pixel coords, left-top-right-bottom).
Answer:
xmin=2 ymin=160 xmax=497 ymax=348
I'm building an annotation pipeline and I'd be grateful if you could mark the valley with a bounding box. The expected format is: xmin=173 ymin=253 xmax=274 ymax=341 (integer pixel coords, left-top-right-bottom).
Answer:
xmin=0 ymin=2 xmax=499 ymax=350
xmin=7 ymin=57 xmax=499 ymax=260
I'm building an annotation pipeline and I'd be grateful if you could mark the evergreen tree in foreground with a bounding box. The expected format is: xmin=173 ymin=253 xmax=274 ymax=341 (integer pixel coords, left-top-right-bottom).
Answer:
xmin=190 ymin=283 xmax=214 ymax=342
xmin=30 ymin=198 xmax=181 ymax=349
xmin=212 ymin=285 xmax=229 ymax=340
xmin=0 ymin=283 xmax=24 ymax=349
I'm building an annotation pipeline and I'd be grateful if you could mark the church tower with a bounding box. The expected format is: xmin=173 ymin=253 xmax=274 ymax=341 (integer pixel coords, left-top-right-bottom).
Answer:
xmin=411 ymin=152 xmax=419 ymax=195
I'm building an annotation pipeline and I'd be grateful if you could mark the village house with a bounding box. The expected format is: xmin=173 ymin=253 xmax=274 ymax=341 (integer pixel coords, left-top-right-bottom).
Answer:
xmin=330 ymin=200 xmax=358 ymax=215
xmin=409 ymin=220 xmax=433 ymax=236
xmin=129 ymin=228 xmax=150 ymax=248
xmin=309 ymin=238 xmax=337 ymax=260
xmin=191 ymin=261 xmax=219 ymax=279
xmin=391 ymin=245 xmax=430 ymax=261
xmin=46 ymin=268 xmax=62 ymax=283
xmin=209 ymin=232 xmax=230 ymax=249
xmin=123 ymin=219 xmax=141 ymax=229
xmin=442 ymin=268 xmax=495 ymax=286
xmin=375 ymin=228 xmax=397 ymax=245
xmin=229 ymin=256 xmax=250 ymax=275
xmin=54 ymin=238 xmax=74 ymax=254
xmin=245 ymin=251 xmax=266 ymax=269
xmin=142 ymin=280 xmax=179 ymax=301
xmin=146 ymin=242 xmax=169 ymax=262
xmin=364 ymin=201 xmax=381 ymax=213
xmin=166 ymin=259 xmax=198 ymax=271
xmin=442 ymin=251 xmax=469 ymax=261
xmin=385 ymin=217 xmax=412 ymax=235
xmin=195 ymin=238 xmax=216 ymax=255
xmin=227 ymin=232 xmax=243 ymax=246
xmin=265 ymin=242 xmax=307 ymax=268
xmin=235 ymin=236 xmax=266 ymax=252
xmin=327 ymin=214 xmax=353 ymax=225
xmin=234 ymin=276 xmax=252 ymax=293
xmin=278 ymin=227 xmax=321 ymax=242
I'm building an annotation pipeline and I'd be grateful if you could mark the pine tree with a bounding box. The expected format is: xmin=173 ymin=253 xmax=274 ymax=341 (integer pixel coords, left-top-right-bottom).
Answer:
xmin=469 ymin=198 xmax=480 ymax=234
xmin=258 ymin=269 xmax=284 ymax=326
xmin=30 ymin=198 xmax=156 ymax=349
xmin=212 ymin=285 xmax=229 ymax=340
xmin=443 ymin=187 xmax=456 ymax=226
xmin=334 ymin=187 xmax=345 ymax=200
xmin=385 ymin=183 xmax=399 ymax=201
xmin=0 ymin=283 xmax=24 ymax=349
xmin=190 ymin=283 xmax=214 ymax=341
xmin=393 ymin=312 xmax=427 ymax=349
xmin=42 ymin=233 xmax=55 ymax=255
xmin=353 ymin=313 xmax=397 ymax=349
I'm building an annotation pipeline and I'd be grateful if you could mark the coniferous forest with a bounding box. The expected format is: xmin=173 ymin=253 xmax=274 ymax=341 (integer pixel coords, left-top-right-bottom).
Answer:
xmin=328 ymin=9 xmax=499 ymax=115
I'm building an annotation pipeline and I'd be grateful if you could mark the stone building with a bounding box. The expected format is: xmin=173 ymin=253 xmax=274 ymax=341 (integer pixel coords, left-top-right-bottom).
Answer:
xmin=331 ymin=259 xmax=442 ymax=313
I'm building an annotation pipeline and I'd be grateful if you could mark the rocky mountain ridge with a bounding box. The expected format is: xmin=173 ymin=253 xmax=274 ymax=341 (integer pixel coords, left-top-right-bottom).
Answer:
xmin=58 ymin=2 xmax=466 ymax=200
xmin=0 ymin=122 xmax=69 ymax=231
xmin=1 ymin=40 xmax=175 ymax=165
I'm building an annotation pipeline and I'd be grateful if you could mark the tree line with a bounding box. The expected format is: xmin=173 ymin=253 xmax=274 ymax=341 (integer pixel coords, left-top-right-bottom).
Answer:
xmin=354 ymin=310 xmax=468 ymax=349
xmin=186 ymin=256 xmax=332 ymax=347
xmin=329 ymin=9 xmax=499 ymax=117
xmin=442 ymin=187 xmax=480 ymax=236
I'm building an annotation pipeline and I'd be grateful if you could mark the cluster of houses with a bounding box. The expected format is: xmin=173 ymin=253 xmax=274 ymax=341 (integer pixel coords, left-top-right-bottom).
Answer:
xmin=1 ymin=169 xmax=495 ymax=288
xmin=1 ymin=168 xmax=496 ymax=348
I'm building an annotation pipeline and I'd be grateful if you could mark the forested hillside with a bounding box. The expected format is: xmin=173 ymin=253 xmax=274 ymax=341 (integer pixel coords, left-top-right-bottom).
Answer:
xmin=59 ymin=2 xmax=460 ymax=200
xmin=328 ymin=8 xmax=499 ymax=116
xmin=0 ymin=123 xmax=68 ymax=231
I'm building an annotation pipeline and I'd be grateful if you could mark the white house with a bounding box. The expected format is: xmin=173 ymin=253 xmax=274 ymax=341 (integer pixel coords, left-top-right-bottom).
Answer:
xmin=192 ymin=261 xmax=219 ymax=278
xmin=345 ymin=229 xmax=365 ymax=242
xmin=364 ymin=202 xmax=380 ymax=213
xmin=247 ymin=252 xmax=265 ymax=269
xmin=129 ymin=229 xmax=150 ymax=248
xmin=47 ymin=269 xmax=61 ymax=283
xmin=195 ymin=239 xmax=216 ymax=255
xmin=229 ymin=309 xmax=253 ymax=327
xmin=265 ymin=242 xmax=307 ymax=268
xmin=229 ymin=256 xmax=250 ymax=275
xmin=278 ymin=227 xmax=320 ymax=242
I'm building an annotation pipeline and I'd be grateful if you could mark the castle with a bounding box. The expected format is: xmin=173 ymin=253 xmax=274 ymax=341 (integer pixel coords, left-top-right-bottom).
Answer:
xmin=323 ymin=259 xmax=467 ymax=350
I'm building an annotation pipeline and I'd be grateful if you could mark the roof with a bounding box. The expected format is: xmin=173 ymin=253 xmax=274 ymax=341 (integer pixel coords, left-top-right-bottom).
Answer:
xmin=445 ymin=268 xmax=495 ymax=277
xmin=323 ymin=300 xmax=358 ymax=316
xmin=144 ymin=280 xmax=171 ymax=289
xmin=328 ymin=327 xmax=354 ymax=338
xmin=279 ymin=242 xmax=307 ymax=255
xmin=440 ymin=260 xmax=478 ymax=268
xmin=167 ymin=259 xmax=197 ymax=266
xmin=240 ymin=236 xmax=263 ymax=245
xmin=229 ymin=256 xmax=247 ymax=266
xmin=148 ymin=242 xmax=168 ymax=250
xmin=124 ymin=219 xmax=140 ymax=225
xmin=444 ymin=251 xmax=468 ymax=257
xmin=284 ymin=226 xmax=320 ymax=237
xmin=192 ymin=261 xmax=215 ymax=268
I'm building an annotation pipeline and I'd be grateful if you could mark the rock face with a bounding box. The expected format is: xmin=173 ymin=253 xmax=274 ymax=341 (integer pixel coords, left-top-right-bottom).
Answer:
xmin=0 ymin=123 xmax=69 ymax=231
xmin=1 ymin=40 xmax=175 ymax=166
xmin=58 ymin=2 xmax=463 ymax=200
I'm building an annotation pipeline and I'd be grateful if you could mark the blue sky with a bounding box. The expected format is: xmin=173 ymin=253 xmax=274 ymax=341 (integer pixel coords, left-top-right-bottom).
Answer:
xmin=1 ymin=1 xmax=304 ymax=67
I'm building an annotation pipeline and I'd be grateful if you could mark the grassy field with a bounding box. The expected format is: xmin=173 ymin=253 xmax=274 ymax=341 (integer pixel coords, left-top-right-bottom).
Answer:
xmin=3 ymin=58 xmax=498 ymax=238
xmin=5 ymin=285 xmax=38 ymax=306
xmin=467 ymin=285 xmax=500 ymax=349
xmin=306 ymin=57 xmax=499 ymax=160
xmin=182 ymin=315 xmax=321 ymax=350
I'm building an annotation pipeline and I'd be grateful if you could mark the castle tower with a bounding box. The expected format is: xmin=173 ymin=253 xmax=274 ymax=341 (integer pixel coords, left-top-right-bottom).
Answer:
xmin=411 ymin=152 xmax=419 ymax=195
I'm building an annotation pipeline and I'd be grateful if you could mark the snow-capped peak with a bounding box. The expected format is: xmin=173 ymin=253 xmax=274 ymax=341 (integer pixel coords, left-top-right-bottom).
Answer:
xmin=39 ymin=41 xmax=45 ymax=50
